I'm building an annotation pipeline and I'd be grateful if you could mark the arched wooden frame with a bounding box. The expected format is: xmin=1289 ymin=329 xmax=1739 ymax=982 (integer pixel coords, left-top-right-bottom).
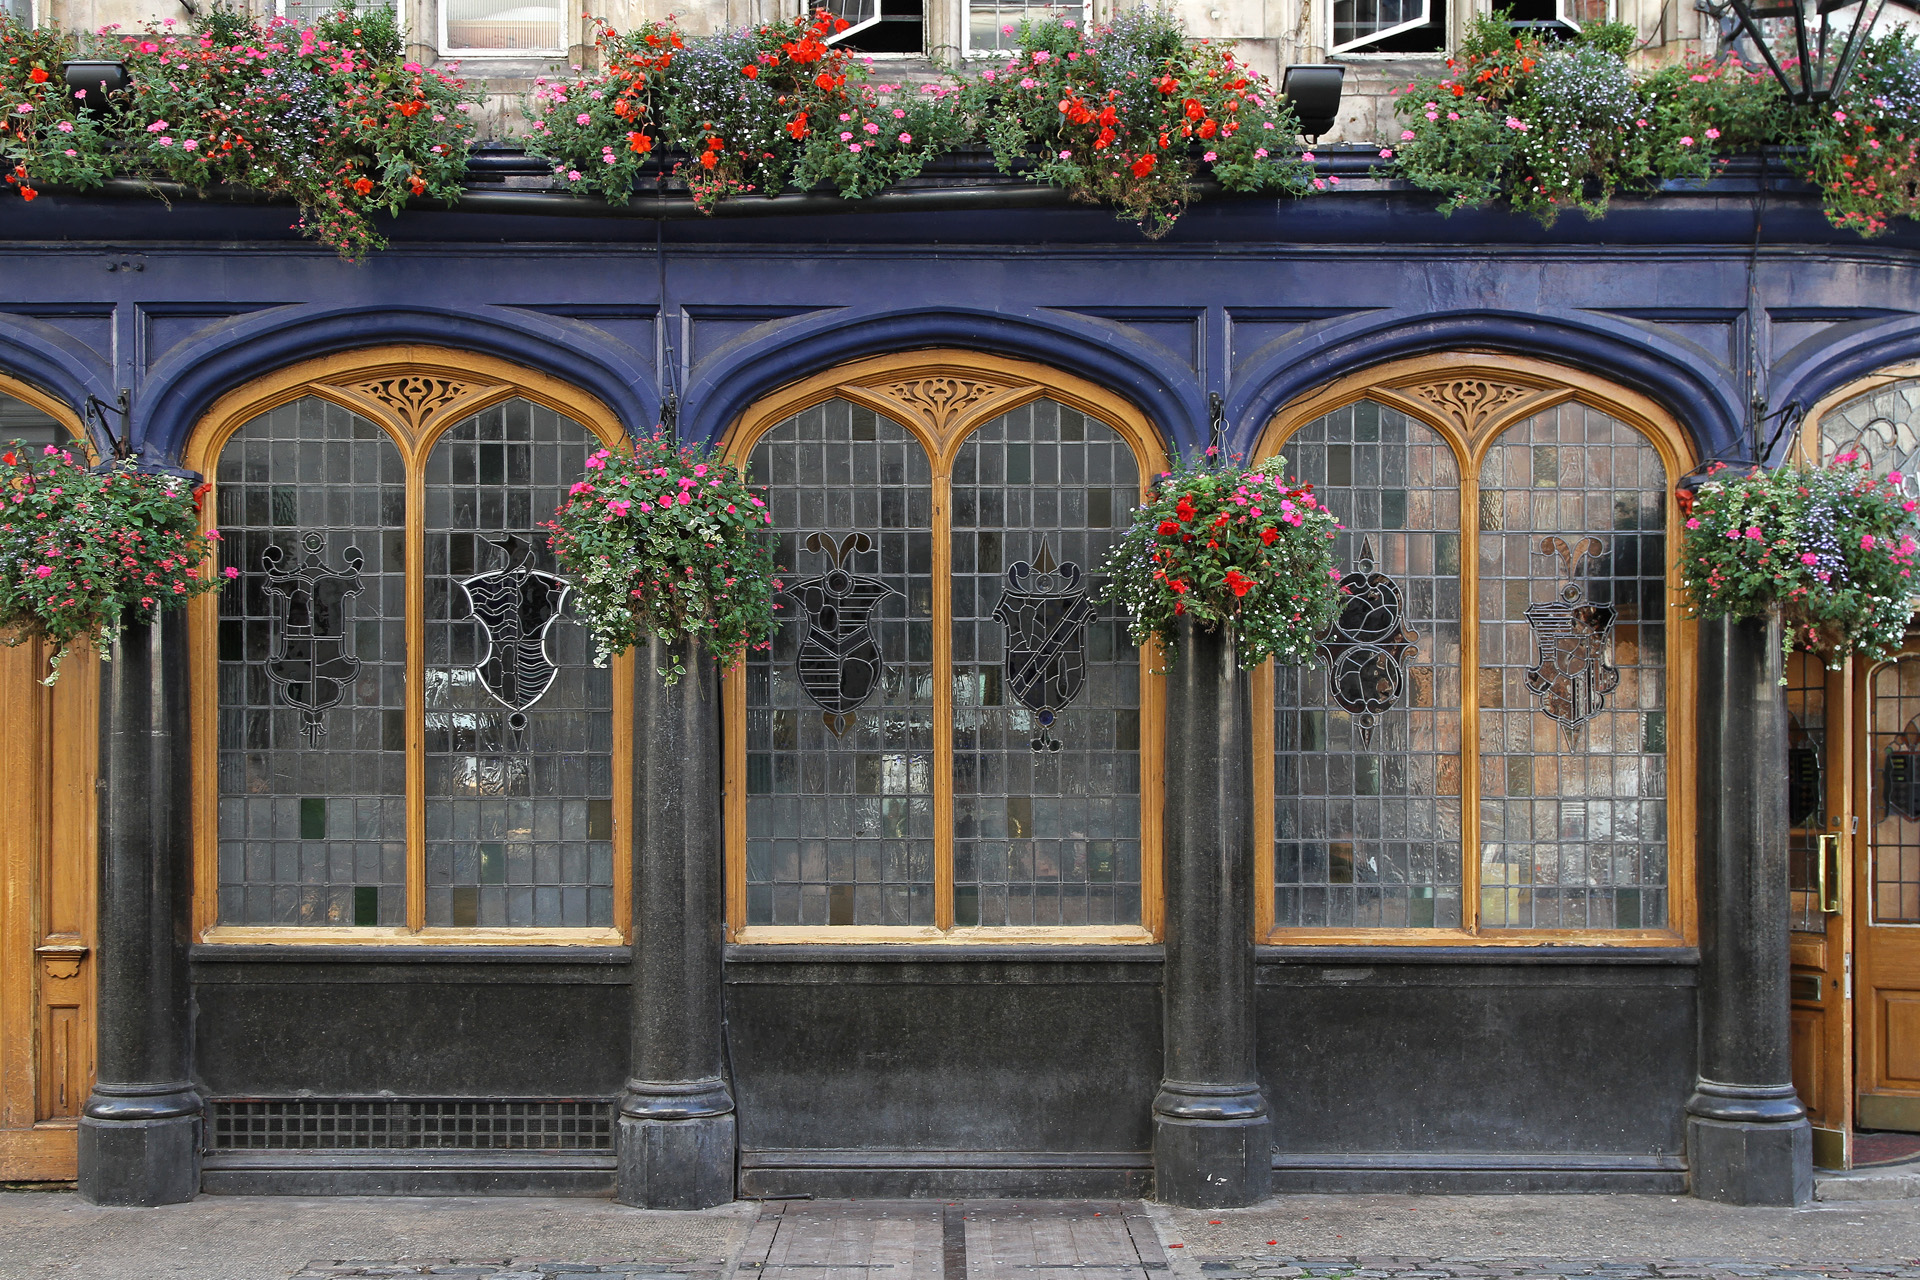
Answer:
xmin=1799 ymin=362 xmax=1920 ymax=464
xmin=1251 ymin=352 xmax=1700 ymax=946
xmin=721 ymin=350 xmax=1171 ymax=944
xmin=184 ymin=346 xmax=634 ymax=945
xmin=0 ymin=377 xmax=99 ymax=1177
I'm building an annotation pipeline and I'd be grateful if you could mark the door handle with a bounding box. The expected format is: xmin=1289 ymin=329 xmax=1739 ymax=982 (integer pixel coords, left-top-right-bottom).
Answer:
xmin=1817 ymin=833 xmax=1842 ymax=914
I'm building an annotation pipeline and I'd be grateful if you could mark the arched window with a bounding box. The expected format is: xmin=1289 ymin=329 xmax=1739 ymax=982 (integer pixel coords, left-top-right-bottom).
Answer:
xmin=723 ymin=353 xmax=1165 ymax=942
xmin=1253 ymin=357 xmax=1695 ymax=942
xmin=187 ymin=350 xmax=631 ymax=943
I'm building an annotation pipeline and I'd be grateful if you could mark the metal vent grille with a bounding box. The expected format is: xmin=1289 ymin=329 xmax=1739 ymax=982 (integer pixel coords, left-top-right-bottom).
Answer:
xmin=206 ymin=1098 xmax=615 ymax=1151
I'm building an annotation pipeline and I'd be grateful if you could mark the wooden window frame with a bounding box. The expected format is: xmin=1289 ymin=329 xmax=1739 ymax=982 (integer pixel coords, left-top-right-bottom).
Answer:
xmin=1252 ymin=352 xmax=1699 ymax=948
xmin=185 ymin=346 xmax=634 ymax=947
xmin=721 ymin=350 xmax=1169 ymax=945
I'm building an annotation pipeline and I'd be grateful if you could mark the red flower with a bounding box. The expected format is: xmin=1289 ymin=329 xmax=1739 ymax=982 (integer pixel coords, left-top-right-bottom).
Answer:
xmin=351 ymin=176 xmax=373 ymax=195
xmin=1197 ymin=119 xmax=1217 ymax=139
xmin=699 ymin=151 xmax=718 ymax=169
xmin=1225 ymin=569 xmax=1253 ymax=597
xmin=1174 ymin=494 xmax=1196 ymax=522
xmin=741 ymin=64 xmax=759 ymax=78
xmin=629 ymin=131 xmax=654 ymax=153
xmin=1260 ymin=527 xmax=1278 ymax=545
xmin=786 ymin=113 xmax=810 ymax=139
xmin=27 ymin=67 xmax=47 ymax=83
xmin=1130 ymin=154 xmax=1156 ymax=177
xmin=813 ymin=71 xmax=840 ymax=90
xmin=1156 ymin=520 xmax=1180 ymax=536
xmin=2 ymin=452 xmax=14 ymax=466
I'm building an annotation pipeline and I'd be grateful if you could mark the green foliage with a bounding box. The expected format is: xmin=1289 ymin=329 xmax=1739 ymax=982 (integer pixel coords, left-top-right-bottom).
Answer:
xmin=1679 ymin=455 xmax=1920 ymax=666
xmin=1097 ymin=450 xmax=1342 ymax=669
xmin=1805 ymin=31 xmax=1920 ymax=236
xmin=0 ymin=442 xmax=223 ymax=681
xmin=0 ymin=6 xmax=478 ymax=257
xmin=546 ymin=433 xmax=778 ymax=682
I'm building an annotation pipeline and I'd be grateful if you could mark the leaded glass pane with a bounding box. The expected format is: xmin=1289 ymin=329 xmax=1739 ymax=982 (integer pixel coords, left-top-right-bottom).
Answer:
xmin=1787 ymin=651 xmax=1830 ymax=934
xmin=423 ymin=399 xmax=614 ymax=929
xmin=1274 ymin=401 xmax=1464 ymax=928
xmin=1476 ymin=403 xmax=1669 ymax=929
xmin=1870 ymin=656 xmax=1920 ymax=924
xmin=1819 ymin=376 xmax=1920 ymax=478
xmin=950 ymin=399 xmax=1143 ymax=928
xmin=214 ymin=396 xmax=407 ymax=926
xmin=744 ymin=399 xmax=936 ymax=926
xmin=0 ymin=392 xmax=65 ymax=450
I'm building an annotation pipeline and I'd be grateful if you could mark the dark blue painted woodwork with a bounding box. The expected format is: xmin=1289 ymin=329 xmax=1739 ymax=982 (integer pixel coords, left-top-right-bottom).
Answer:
xmin=0 ymin=182 xmax=1915 ymax=475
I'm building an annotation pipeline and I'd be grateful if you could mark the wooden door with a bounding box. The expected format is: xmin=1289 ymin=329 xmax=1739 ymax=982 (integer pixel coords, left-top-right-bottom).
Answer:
xmin=1787 ymin=652 xmax=1856 ymax=1167
xmin=1860 ymin=649 xmax=1920 ymax=1134
xmin=0 ymin=640 xmax=99 ymax=1181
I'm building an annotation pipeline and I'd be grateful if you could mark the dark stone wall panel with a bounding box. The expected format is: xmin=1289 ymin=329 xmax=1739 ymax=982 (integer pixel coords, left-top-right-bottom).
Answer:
xmin=723 ymin=970 xmax=1161 ymax=1154
xmin=193 ymin=980 xmax=628 ymax=1097
xmin=1258 ymin=962 xmax=1696 ymax=1158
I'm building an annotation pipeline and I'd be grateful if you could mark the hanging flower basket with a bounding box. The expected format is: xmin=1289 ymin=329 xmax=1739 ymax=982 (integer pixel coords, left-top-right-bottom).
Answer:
xmin=1678 ymin=453 xmax=1920 ymax=667
xmin=1098 ymin=450 xmax=1344 ymax=668
xmin=0 ymin=443 xmax=226 ymax=681
xmin=546 ymin=430 xmax=778 ymax=683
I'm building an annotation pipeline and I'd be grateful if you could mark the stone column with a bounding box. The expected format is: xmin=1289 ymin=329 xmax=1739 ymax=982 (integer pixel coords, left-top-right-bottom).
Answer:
xmin=77 ymin=609 xmax=201 ymax=1206
xmin=616 ymin=637 xmax=736 ymax=1208
xmin=1154 ymin=618 xmax=1270 ymax=1207
xmin=1687 ymin=611 xmax=1812 ymax=1206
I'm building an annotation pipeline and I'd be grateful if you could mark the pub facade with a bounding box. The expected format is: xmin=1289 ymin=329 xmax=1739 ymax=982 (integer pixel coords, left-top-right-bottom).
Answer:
xmin=0 ymin=152 xmax=1915 ymax=1210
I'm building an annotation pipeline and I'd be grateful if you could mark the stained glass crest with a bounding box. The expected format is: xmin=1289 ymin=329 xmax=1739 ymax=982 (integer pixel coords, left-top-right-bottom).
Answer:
xmin=262 ymin=531 xmax=366 ymax=745
xmin=993 ymin=539 xmax=1094 ymax=753
xmin=1316 ymin=536 xmax=1418 ymax=748
xmin=783 ymin=531 xmax=898 ymax=736
xmin=1523 ymin=535 xmax=1621 ymax=735
xmin=456 ymin=533 xmax=571 ymax=734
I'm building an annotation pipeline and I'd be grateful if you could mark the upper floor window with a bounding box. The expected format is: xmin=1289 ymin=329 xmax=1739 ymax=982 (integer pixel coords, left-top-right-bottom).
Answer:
xmin=441 ymin=0 xmax=566 ymax=55
xmin=724 ymin=354 xmax=1164 ymax=941
xmin=824 ymin=0 xmax=926 ymax=53
xmin=189 ymin=353 xmax=631 ymax=942
xmin=1330 ymin=0 xmax=1447 ymax=55
xmin=1255 ymin=361 xmax=1692 ymax=942
xmin=965 ymin=0 xmax=1084 ymax=55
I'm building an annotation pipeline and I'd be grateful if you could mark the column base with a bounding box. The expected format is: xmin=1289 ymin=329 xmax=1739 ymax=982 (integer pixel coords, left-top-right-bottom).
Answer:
xmin=1687 ymin=1116 xmax=1812 ymax=1206
xmin=77 ymin=1111 xmax=200 ymax=1206
xmin=615 ymin=1078 xmax=736 ymax=1209
xmin=1152 ymin=1082 xmax=1271 ymax=1208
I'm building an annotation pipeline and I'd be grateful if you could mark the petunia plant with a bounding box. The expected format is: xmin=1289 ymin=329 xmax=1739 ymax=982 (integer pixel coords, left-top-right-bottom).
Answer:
xmin=1678 ymin=454 xmax=1920 ymax=667
xmin=1098 ymin=449 xmax=1343 ymax=668
xmin=546 ymin=431 xmax=778 ymax=683
xmin=0 ymin=442 xmax=227 ymax=681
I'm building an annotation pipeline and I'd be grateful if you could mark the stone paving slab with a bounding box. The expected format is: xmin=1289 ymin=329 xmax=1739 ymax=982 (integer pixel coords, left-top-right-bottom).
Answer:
xmin=288 ymin=1263 xmax=727 ymax=1278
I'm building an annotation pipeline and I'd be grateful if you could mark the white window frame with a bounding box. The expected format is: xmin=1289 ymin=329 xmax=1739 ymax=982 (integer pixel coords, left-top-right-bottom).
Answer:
xmin=959 ymin=0 xmax=1086 ymax=58
xmin=437 ymin=0 xmax=566 ymax=59
xmin=1327 ymin=0 xmax=1438 ymax=56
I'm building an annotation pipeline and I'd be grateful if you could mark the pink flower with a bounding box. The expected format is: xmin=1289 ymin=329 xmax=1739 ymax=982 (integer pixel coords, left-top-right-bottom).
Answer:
xmin=1744 ymin=526 xmax=1764 ymax=540
xmin=584 ymin=454 xmax=606 ymax=470
xmin=677 ymin=491 xmax=691 ymax=505
xmin=1800 ymin=552 xmax=1820 ymax=566
xmin=607 ymin=499 xmax=631 ymax=517
xmin=1679 ymin=136 xmax=1694 ymax=147
xmin=32 ymin=565 xmax=52 ymax=578
xmin=568 ymin=481 xmax=594 ymax=496
xmin=1863 ymin=533 xmax=1877 ymax=550
xmin=223 ymin=566 xmax=240 ymax=579
xmin=693 ymin=463 xmax=708 ymax=477
xmin=899 ymin=132 xmax=912 ymax=143
xmin=1685 ymin=517 xmax=1701 ymax=529
xmin=1705 ymin=128 xmax=1720 ymax=140
xmin=576 ymin=112 xmax=591 ymax=125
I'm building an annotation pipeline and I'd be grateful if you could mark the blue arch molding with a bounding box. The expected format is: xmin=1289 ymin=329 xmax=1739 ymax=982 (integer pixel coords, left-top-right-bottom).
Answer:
xmin=1772 ymin=315 xmax=1920 ymax=455
xmin=1227 ymin=310 xmax=1747 ymax=466
xmin=677 ymin=306 xmax=1202 ymax=453
xmin=135 ymin=304 xmax=659 ymax=463
xmin=0 ymin=316 xmax=119 ymax=455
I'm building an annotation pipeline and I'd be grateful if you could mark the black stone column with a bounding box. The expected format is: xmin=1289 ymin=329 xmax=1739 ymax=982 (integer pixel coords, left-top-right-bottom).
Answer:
xmin=77 ymin=608 xmax=201 ymax=1206
xmin=616 ymin=637 xmax=735 ymax=1208
xmin=1687 ymin=611 xmax=1812 ymax=1205
xmin=1154 ymin=618 xmax=1270 ymax=1207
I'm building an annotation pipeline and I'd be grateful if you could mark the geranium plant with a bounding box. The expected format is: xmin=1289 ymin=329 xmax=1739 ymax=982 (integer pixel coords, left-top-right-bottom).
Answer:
xmin=968 ymin=8 xmax=1314 ymax=236
xmin=546 ymin=431 xmax=778 ymax=682
xmin=0 ymin=443 xmax=227 ymax=681
xmin=0 ymin=5 xmax=478 ymax=258
xmin=1098 ymin=450 xmax=1343 ymax=667
xmin=1804 ymin=31 xmax=1920 ymax=237
xmin=1678 ymin=454 xmax=1920 ymax=667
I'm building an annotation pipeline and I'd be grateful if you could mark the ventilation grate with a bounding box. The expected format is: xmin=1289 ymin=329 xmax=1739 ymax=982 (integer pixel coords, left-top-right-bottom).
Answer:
xmin=206 ymin=1098 xmax=616 ymax=1151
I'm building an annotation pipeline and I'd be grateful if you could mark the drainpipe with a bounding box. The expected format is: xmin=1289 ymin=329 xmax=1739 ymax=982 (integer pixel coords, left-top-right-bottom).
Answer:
xmin=1687 ymin=610 xmax=1812 ymax=1205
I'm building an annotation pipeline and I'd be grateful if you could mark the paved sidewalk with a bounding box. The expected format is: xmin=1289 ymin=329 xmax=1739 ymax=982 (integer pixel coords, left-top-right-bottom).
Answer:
xmin=2 ymin=1191 xmax=1919 ymax=1280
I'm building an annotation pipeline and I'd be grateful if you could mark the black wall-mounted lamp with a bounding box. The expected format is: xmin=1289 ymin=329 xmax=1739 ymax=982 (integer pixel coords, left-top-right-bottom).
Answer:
xmin=1282 ymin=64 xmax=1346 ymax=140
xmin=1721 ymin=0 xmax=1887 ymax=104
xmin=59 ymin=59 xmax=127 ymax=115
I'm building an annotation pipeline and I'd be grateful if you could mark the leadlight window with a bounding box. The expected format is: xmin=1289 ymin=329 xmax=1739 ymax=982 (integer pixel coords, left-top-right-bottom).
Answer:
xmin=206 ymin=389 xmax=625 ymax=936
xmin=966 ymin=0 xmax=1085 ymax=55
xmin=0 ymin=392 xmax=66 ymax=450
xmin=439 ymin=0 xmax=565 ymax=55
xmin=1329 ymin=0 xmax=1444 ymax=55
xmin=729 ymin=371 xmax=1159 ymax=941
xmin=1260 ymin=389 xmax=1681 ymax=939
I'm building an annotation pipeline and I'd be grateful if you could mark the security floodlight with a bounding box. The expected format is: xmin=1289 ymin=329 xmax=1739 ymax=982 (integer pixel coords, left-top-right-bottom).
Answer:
xmin=1282 ymin=64 xmax=1345 ymax=140
xmin=60 ymin=60 xmax=127 ymax=116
